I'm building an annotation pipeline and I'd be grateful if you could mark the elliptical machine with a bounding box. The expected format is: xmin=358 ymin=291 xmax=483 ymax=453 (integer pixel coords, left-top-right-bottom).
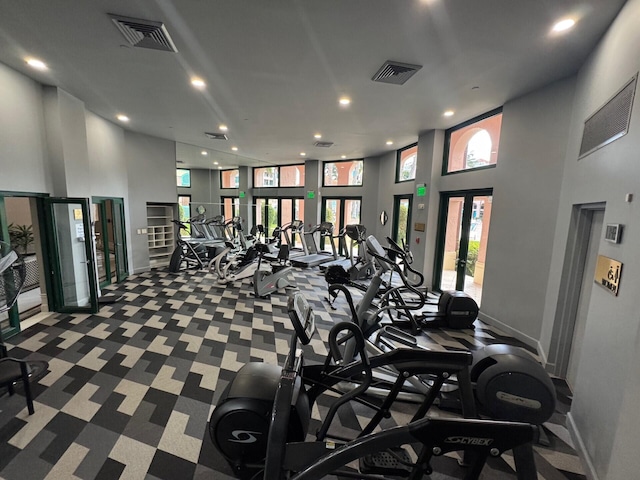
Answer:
xmin=208 ymin=292 xmax=539 ymax=480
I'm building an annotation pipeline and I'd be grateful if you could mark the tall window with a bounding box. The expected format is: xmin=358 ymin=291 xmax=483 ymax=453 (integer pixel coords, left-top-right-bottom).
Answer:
xmin=444 ymin=108 xmax=502 ymax=174
xmin=323 ymin=160 xmax=363 ymax=186
xmin=253 ymin=164 xmax=304 ymax=187
xmin=176 ymin=168 xmax=191 ymax=187
xmin=221 ymin=169 xmax=239 ymax=188
xmin=396 ymin=144 xmax=417 ymax=182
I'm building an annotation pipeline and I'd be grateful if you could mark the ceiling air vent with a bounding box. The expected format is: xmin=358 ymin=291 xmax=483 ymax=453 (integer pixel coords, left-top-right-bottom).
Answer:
xmin=109 ymin=14 xmax=178 ymax=52
xmin=579 ymin=74 xmax=637 ymax=159
xmin=372 ymin=61 xmax=422 ymax=85
xmin=314 ymin=141 xmax=334 ymax=148
xmin=205 ymin=132 xmax=228 ymax=140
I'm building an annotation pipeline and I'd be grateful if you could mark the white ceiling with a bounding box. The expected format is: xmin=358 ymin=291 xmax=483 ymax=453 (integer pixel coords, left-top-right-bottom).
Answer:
xmin=0 ymin=0 xmax=627 ymax=170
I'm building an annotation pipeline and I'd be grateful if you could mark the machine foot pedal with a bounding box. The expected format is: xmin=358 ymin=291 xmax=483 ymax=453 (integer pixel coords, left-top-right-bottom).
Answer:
xmin=359 ymin=447 xmax=412 ymax=477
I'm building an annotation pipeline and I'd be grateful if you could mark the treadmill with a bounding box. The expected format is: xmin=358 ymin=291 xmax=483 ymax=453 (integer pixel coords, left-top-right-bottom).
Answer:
xmin=320 ymin=223 xmax=365 ymax=271
xmin=290 ymin=222 xmax=338 ymax=268
xmin=263 ymin=220 xmax=308 ymax=261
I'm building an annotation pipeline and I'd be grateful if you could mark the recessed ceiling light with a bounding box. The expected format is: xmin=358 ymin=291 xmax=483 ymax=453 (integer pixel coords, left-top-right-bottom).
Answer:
xmin=201 ymin=151 xmax=208 ymax=156
xmin=116 ymin=114 xmax=129 ymax=123
xmin=552 ymin=18 xmax=576 ymax=33
xmin=25 ymin=58 xmax=48 ymax=70
xmin=386 ymin=140 xmax=393 ymax=146
xmin=314 ymin=133 xmax=322 ymax=139
xmin=219 ymin=124 xmax=228 ymax=132
xmin=213 ymin=161 xmax=219 ymax=165
xmin=231 ymin=146 xmax=238 ymax=151
xmin=300 ymin=152 xmax=306 ymax=157
xmin=443 ymin=110 xmax=455 ymax=117
xmin=218 ymin=166 xmax=222 ymax=169
xmin=341 ymin=155 xmax=346 ymax=159
xmin=339 ymin=97 xmax=351 ymax=106
xmin=191 ymin=77 xmax=206 ymax=88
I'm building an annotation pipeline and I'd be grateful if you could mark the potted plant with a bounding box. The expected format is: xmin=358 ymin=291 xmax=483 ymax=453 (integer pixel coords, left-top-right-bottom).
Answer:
xmin=8 ymin=223 xmax=34 ymax=256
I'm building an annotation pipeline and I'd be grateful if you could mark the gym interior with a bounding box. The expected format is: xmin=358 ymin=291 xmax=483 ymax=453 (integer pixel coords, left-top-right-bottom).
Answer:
xmin=0 ymin=1 xmax=639 ymax=479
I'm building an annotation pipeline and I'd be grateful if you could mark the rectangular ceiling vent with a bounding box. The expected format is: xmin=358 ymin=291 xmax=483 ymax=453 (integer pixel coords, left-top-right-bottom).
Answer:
xmin=372 ymin=61 xmax=422 ymax=85
xmin=579 ymin=74 xmax=637 ymax=159
xmin=109 ymin=14 xmax=178 ymax=52
xmin=205 ymin=132 xmax=228 ymax=140
xmin=314 ymin=141 xmax=334 ymax=148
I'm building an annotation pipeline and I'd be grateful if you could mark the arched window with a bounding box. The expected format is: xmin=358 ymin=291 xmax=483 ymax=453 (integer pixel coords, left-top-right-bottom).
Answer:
xmin=444 ymin=108 xmax=502 ymax=174
xmin=465 ymin=130 xmax=492 ymax=169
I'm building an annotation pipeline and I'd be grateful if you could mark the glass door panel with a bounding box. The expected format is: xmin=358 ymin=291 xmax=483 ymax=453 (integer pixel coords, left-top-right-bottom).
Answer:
xmin=112 ymin=199 xmax=128 ymax=283
xmin=255 ymin=198 xmax=266 ymax=228
xmin=393 ymin=196 xmax=412 ymax=247
xmin=322 ymin=198 xmax=341 ymax=253
xmin=439 ymin=197 xmax=465 ymax=292
xmin=92 ymin=202 xmax=108 ymax=286
xmin=45 ymin=198 xmax=98 ymax=312
xmin=266 ymin=198 xmax=279 ymax=237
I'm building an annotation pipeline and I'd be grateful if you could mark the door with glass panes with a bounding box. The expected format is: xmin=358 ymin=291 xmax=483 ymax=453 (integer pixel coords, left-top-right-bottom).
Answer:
xmin=322 ymin=197 xmax=361 ymax=254
xmin=434 ymin=190 xmax=492 ymax=305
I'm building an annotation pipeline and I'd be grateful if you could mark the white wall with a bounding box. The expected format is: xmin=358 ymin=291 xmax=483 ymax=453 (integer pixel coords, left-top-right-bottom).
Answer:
xmin=0 ymin=63 xmax=49 ymax=193
xmin=539 ymin=0 xmax=640 ymax=477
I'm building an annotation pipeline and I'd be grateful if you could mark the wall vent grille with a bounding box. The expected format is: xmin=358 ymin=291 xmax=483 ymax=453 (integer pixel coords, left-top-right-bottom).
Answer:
xmin=579 ymin=74 xmax=637 ymax=159
xmin=314 ymin=141 xmax=334 ymax=148
xmin=372 ymin=61 xmax=422 ymax=85
xmin=109 ymin=14 xmax=178 ymax=52
xmin=205 ymin=132 xmax=228 ymax=140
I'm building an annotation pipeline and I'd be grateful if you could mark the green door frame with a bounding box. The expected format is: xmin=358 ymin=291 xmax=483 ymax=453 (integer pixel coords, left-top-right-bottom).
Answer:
xmin=392 ymin=194 xmax=413 ymax=247
xmin=321 ymin=196 xmax=362 ymax=255
xmin=44 ymin=197 xmax=99 ymax=314
xmin=92 ymin=197 xmax=129 ymax=287
xmin=433 ymin=188 xmax=493 ymax=292
xmin=0 ymin=191 xmax=52 ymax=339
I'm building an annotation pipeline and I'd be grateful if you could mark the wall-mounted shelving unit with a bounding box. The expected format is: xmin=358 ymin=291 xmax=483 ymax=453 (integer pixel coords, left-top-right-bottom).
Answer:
xmin=146 ymin=204 xmax=175 ymax=268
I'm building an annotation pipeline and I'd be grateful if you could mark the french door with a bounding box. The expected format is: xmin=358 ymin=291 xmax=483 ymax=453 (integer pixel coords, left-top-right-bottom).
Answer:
xmin=92 ymin=197 xmax=128 ymax=288
xmin=392 ymin=195 xmax=412 ymax=247
xmin=321 ymin=197 xmax=361 ymax=254
xmin=221 ymin=197 xmax=240 ymax=220
xmin=434 ymin=189 xmax=492 ymax=305
xmin=254 ymin=197 xmax=304 ymax=240
xmin=44 ymin=197 xmax=99 ymax=313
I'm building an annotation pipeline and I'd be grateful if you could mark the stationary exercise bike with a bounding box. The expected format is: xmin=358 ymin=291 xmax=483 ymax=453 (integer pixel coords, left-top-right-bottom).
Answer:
xmin=253 ymin=243 xmax=297 ymax=298
xmin=208 ymin=292 xmax=539 ymax=479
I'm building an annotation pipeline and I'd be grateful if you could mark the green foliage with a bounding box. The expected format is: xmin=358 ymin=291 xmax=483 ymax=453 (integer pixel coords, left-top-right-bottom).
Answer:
xmin=8 ymin=223 xmax=34 ymax=255
xmin=396 ymin=205 xmax=409 ymax=244
xmin=465 ymin=240 xmax=480 ymax=276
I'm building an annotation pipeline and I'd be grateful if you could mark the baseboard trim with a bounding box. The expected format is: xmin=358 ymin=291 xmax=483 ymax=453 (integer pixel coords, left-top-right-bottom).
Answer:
xmin=133 ymin=266 xmax=151 ymax=274
xmin=478 ymin=312 xmax=546 ymax=362
xmin=567 ymin=412 xmax=599 ymax=480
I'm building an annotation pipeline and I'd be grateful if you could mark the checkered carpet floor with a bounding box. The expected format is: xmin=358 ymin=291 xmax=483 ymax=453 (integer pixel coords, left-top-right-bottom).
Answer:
xmin=1 ymin=268 xmax=585 ymax=479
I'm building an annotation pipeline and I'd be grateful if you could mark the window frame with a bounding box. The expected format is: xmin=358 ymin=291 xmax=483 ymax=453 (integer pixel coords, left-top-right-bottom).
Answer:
xmin=395 ymin=143 xmax=418 ymax=183
xmin=252 ymin=164 xmax=305 ymax=188
xmin=176 ymin=168 xmax=191 ymax=188
xmin=322 ymin=159 xmax=364 ymax=187
xmin=442 ymin=107 xmax=503 ymax=176
xmin=220 ymin=168 xmax=240 ymax=189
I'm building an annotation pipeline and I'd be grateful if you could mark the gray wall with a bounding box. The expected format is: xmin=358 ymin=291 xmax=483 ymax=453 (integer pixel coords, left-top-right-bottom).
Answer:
xmin=480 ymin=78 xmax=575 ymax=347
xmin=538 ymin=0 xmax=640 ymax=477
xmin=125 ymin=131 xmax=177 ymax=273
xmin=0 ymin=63 xmax=49 ymax=193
